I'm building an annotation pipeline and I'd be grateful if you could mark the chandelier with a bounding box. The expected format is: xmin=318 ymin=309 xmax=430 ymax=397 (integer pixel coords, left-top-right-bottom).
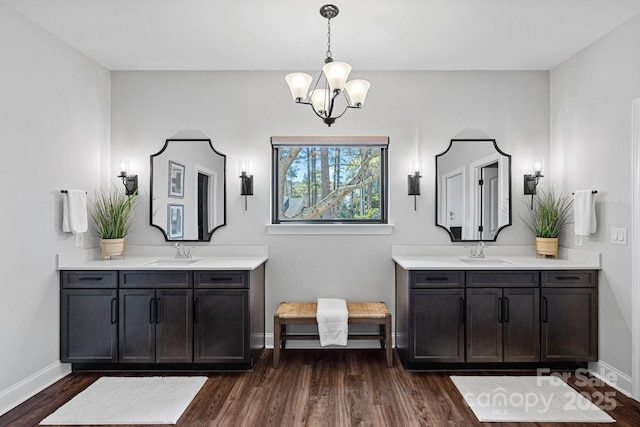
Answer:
xmin=285 ymin=4 xmax=370 ymax=127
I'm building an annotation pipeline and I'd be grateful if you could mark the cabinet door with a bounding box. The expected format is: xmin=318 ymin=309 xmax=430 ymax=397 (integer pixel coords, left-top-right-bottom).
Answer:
xmin=119 ymin=289 xmax=155 ymax=363
xmin=61 ymin=289 xmax=117 ymax=363
xmin=410 ymin=289 xmax=465 ymax=363
xmin=155 ymin=289 xmax=193 ymax=363
xmin=503 ymin=288 xmax=540 ymax=362
xmin=193 ymin=290 xmax=248 ymax=363
xmin=466 ymin=288 xmax=502 ymax=362
xmin=541 ymin=288 xmax=597 ymax=361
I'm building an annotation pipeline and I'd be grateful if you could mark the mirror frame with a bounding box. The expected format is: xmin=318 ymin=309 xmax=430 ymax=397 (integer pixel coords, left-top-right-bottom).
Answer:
xmin=435 ymin=138 xmax=512 ymax=242
xmin=150 ymin=138 xmax=227 ymax=242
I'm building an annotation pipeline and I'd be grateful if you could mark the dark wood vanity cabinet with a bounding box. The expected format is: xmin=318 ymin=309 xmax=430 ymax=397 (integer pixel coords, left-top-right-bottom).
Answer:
xmin=193 ymin=289 xmax=247 ymax=362
xmin=193 ymin=271 xmax=249 ymax=363
xmin=541 ymin=271 xmax=598 ymax=362
xmin=395 ymin=266 xmax=597 ymax=369
xmin=192 ymin=270 xmax=265 ymax=366
xmin=118 ymin=271 xmax=193 ymax=364
xmin=466 ymin=272 xmax=540 ymax=363
xmin=397 ymin=270 xmax=465 ymax=364
xmin=60 ymin=265 xmax=265 ymax=370
xmin=60 ymin=271 xmax=118 ymax=363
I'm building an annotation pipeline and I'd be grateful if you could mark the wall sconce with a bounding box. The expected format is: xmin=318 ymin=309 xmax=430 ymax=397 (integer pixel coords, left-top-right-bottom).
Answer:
xmin=524 ymin=159 xmax=544 ymax=208
xmin=118 ymin=160 xmax=138 ymax=196
xmin=408 ymin=160 xmax=422 ymax=210
xmin=239 ymin=160 xmax=253 ymax=211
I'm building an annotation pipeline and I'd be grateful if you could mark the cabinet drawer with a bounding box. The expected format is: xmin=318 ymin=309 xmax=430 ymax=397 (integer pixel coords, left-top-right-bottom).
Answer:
xmin=62 ymin=271 xmax=117 ymax=288
xmin=411 ymin=271 xmax=464 ymax=288
xmin=542 ymin=270 xmax=597 ymax=288
xmin=467 ymin=271 xmax=539 ymax=287
xmin=119 ymin=271 xmax=192 ymax=288
xmin=194 ymin=271 xmax=247 ymax=288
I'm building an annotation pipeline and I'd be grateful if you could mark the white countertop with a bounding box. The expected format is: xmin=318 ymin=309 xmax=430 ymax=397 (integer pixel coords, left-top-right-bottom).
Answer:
xmin=57 ymin=246 xmax=268 ymax=271
xmin=58 ymin=256 xmax=268 ymax=271
xmin=392 ymin=255 xmax=600 ymax=271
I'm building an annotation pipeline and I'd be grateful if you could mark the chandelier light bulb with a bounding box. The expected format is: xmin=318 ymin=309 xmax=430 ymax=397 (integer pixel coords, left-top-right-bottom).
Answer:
xmin=344 ymin=79 xmax=370 ymax=107
xmin=285 ymin=73 xmax=313 ymax=102
xmin=310 ymin=89 xmax=329 ymax=115
xmin=322 ymin=61 xmax=352 ymax=93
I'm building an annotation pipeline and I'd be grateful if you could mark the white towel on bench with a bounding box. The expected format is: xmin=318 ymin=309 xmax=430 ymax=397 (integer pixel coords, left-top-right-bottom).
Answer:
xmin=316 ymin=298 xmax=348 ymax=346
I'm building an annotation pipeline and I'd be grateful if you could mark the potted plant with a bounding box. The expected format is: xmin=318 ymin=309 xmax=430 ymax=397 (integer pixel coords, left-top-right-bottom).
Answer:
xmin=523 ymin=188 xmax=573 ymax=258
xmin=91 ymin=186 xmax=137 ymax=260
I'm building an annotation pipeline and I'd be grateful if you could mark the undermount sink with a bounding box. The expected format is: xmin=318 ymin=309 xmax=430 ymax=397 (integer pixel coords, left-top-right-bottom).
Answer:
xmin=460 ymin=258 xmax=514 ymax=265
xmin=144 ymin=259 xmax=201 ymax=266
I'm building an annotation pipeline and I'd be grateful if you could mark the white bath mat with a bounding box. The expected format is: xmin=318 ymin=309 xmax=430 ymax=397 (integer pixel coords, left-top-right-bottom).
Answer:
xmin=40 ymin=376 xmax=207 ymax=425
xmin=450 ymin=376 xmax=615 ymax=423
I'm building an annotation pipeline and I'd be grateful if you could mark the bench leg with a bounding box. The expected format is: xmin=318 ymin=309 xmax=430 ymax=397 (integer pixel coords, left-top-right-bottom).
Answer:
xmin=385 ymin=314 xmax=392 ymax=368
xmin=273 ymin=315 xmax=280 ymax=368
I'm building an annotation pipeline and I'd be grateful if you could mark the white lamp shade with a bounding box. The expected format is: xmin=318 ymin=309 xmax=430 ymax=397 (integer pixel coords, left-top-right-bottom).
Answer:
xmin=411 ymin=160 xmax=422 ymax=175
xmin=285 ymin=73 xmax=313 ymax=101
xmin=309 ymin=89 xmax=329 ymax=114
xmin=534 ymin=158 xmax=544 ymax=173
xmin=322 ymin=61 xmax=352 ymax=92
xmin=344 ymin=79 xmax=370 ymax=107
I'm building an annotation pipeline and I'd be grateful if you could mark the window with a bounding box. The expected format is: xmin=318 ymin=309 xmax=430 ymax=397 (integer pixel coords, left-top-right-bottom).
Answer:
xmin=271 ymin=136 xmax=389 ymax=224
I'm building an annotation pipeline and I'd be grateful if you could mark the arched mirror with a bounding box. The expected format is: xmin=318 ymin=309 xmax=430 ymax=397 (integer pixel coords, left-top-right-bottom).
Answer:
xmin=435 ymin=139 xmax=511 ymax=241
xmin=150 ymin=138 xmax=226 ymax=241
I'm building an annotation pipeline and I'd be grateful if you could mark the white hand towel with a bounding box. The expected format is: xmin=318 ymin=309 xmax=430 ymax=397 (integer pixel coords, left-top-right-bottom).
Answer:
xmin=574 ymin=190 xmax=596 ymax=236
xmin=62 ymin=190 xmax=88 ymax=234
xmin=316 ymin=298 xmax=348 ymax=347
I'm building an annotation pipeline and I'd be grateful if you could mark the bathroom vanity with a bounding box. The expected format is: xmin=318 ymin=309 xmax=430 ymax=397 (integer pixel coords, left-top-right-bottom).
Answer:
xmin=393 ymin=252 xmax=600 ymax=370
xmin=58 ymin=250 xmax=266 ymax=371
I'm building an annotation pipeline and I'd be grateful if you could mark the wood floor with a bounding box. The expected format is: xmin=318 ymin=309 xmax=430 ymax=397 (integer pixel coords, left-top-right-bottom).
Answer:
xmin=2 ymin=349 xmax=640 ymax=427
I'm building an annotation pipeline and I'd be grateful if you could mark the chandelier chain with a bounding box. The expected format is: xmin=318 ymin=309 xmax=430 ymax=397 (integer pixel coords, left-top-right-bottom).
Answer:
xmin=326 ymin=18 xmax=332 ymax=60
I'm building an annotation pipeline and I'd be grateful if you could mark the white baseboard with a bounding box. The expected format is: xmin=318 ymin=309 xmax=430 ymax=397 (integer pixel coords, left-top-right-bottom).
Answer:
xmin=0 ymin=361 xmax=71 ymax=416
xmin=589 ymin=360 xmax=634 ymax=399
xmin=265 ymin=333 xmax=396 ymax=349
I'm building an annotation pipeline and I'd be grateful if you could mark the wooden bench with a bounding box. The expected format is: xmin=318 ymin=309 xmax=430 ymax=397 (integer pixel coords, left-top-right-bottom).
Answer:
xmin=273 ymin=302 xmax=392 ymax=368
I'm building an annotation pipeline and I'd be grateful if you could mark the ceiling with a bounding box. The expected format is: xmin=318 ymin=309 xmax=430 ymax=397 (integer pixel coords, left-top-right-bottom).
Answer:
xmin=5 ymin=0 xmax=640 ymax=71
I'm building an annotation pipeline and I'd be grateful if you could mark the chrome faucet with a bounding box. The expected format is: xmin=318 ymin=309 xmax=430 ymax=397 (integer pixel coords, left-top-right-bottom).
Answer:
xmin=469 ymin=241 xmax=485 ymax=258
xmin=174 ymin=242 xmax=192 ymax=259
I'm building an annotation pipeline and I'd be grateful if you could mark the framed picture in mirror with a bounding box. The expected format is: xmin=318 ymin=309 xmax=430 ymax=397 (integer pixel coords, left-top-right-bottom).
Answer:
xmin=168 ymin=204 xmax=184 ymax=239
xmin=169 ymin=160 xmax=185 ymax=198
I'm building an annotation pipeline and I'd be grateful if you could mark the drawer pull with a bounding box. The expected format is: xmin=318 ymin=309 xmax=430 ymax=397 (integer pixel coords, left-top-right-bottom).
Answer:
xmin=554 ymin=276 xmax=581 ymax=281
xmin=110 ymin=298 xmax=117 ymax=324
xmin=542 ymin=297 xmax=548 ymax=323
xmin=210 ymin=277 xmax=234 ymax=281
xmin=424 ymin=277 xmax=449 ymax=281
xmin=78 ymin=277 xmax=103 ymax=281
xmin=503 ymin=297 xmax=510 ymax=323
xmin=150 ymin=298 xmax=156 ymax=324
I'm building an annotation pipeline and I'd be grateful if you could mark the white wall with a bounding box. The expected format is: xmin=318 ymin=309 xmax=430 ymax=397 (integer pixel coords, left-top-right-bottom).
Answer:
xmin=111 ymin=70 xmax=549 ymax=338
xmin=550 ymin=14 xmax=640 ymax=383
xmin=0 ymin=2 xmax=110 ymax=413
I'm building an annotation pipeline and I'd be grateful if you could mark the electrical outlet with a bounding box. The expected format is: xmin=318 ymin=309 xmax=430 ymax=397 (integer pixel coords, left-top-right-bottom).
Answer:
xmin=75 ymin=233 xmax=85 ymax=247
xmin=611 ymin=227 xmax=627 ymax=245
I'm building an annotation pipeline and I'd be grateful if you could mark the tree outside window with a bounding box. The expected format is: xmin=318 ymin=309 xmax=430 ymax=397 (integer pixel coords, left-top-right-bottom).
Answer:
xmin=272 ymin=137 xmax=389 ymax=223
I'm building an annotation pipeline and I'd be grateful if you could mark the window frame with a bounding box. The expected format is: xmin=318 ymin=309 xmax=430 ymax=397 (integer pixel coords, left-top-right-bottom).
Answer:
xmin=271 ymin=136 xmax=389 ymax=225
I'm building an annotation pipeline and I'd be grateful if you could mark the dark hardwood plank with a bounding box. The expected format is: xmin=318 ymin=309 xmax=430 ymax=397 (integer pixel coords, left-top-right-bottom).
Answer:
xmin=2 ymin=350 xmax=639 ymax=427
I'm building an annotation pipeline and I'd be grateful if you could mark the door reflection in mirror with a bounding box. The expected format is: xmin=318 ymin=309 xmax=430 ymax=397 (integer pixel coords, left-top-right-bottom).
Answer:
xmin=436 ymin=139 xmax=511 ymax=242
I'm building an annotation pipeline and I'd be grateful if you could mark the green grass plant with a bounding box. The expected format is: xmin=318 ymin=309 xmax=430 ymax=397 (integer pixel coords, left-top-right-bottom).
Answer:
xmin=91 ymin=186 xmax=137 ymax=239
xmin=524 ymin=188 xmax=573 ymax=238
